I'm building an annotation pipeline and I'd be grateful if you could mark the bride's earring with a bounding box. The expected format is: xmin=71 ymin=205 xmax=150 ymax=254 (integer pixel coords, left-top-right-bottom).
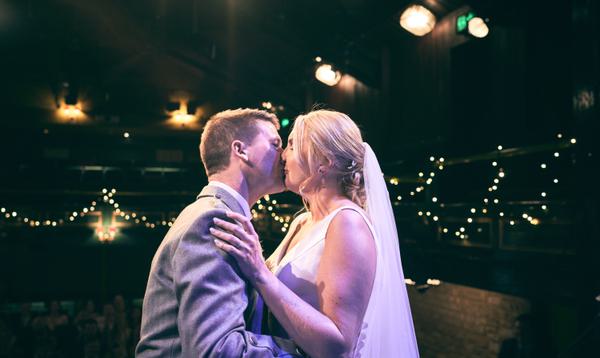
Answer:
xmin=317 ymin=167 xmax=326 ymax=188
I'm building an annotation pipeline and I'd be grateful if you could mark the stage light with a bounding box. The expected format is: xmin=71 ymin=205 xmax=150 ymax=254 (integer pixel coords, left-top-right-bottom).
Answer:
xmin=399 ymin=5 xmax=436 ymax=37
xmin=468 ymin=17 xmax=489 ymax=38
xmin=281 ymin=118 xmax=290 ymax=128
xmin=426 ymin=279 xmax=441 ymax=286
xmin=123 ymin=132 xmax=130 ymax=138
xmin=497 ymin=145 xmax=503 ymax=151
xmin=315 ymin=64 xmax=341 ymax=86
xmin=315 ymin=56 xmax=322 ymax=63
xmin=457 ymin=12 xmax=489 ymax=38
xmin=554 ymin=152 xmax=559 ymax=157
xmin=570 ymin=138 xmax=577 ymax=144
xmin=170 ymin=101 xmax=197 ymax=127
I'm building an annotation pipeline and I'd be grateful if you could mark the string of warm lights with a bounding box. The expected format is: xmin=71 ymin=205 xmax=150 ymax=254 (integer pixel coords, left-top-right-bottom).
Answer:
xmin=388 ymin=155 xmax=445 ymax=204
xmin=1 ymin=196 xmax=101 ymax=228
xmin=0 ymin=133 xmax=579 ymax=243
xmin=251 ymin=194 xmax=292 ymax=233
xmin=0 ymin=188 xmax=179 ymax=243
xmin=99 ymin=188 xmax=176 ymax=231
xmin=406 ymin=134 xmax=578 ymax=241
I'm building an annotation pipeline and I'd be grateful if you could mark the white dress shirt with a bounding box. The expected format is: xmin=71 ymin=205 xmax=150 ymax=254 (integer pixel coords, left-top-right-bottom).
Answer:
xmin=207 ymin=181 xmax=252 ymax=219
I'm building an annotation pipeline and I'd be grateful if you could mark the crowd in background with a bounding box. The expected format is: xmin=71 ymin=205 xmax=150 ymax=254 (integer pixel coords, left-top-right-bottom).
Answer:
xmin=0 ymin=295 xmax=142 ymax=358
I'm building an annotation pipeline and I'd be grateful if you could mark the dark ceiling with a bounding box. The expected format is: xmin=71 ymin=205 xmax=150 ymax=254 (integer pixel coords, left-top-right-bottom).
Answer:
xmin=0 ymin=0 xmax=487 ymax=129
xmin=0 ymin=0 xmax=597 ymax=307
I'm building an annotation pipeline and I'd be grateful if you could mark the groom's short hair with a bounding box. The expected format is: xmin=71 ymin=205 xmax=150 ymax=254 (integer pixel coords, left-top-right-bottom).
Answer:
xmin=200 ymin=108 xmax=280 ymax=176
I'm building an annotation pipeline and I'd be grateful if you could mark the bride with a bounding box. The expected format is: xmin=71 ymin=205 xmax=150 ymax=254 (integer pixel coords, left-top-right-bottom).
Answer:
xmin=211 ymin=110 xmax=419 ymax=357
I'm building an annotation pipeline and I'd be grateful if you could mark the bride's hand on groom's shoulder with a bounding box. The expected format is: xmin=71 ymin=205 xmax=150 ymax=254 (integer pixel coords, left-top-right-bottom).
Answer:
xmin=210 ymin=212 xmax=270 ymax=285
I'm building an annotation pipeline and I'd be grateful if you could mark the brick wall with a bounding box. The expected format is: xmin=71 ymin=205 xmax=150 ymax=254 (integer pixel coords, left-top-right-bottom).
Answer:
xmin=408 ymin=282 xmax=531 ymax=358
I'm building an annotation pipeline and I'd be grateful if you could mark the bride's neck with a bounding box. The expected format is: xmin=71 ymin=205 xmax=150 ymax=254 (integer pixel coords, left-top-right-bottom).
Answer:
xmin=305 ymin=180 xmax=351 ymax=222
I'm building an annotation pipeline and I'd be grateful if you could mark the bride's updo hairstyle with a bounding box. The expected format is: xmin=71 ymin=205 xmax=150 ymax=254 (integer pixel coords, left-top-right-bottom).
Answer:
xmin=290 ymin=110 xmax=366 ymax=208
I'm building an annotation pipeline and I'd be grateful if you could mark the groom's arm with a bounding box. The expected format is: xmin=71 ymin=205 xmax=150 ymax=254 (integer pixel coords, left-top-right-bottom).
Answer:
xmin=173 ymin=208 xmax=300 ymax=357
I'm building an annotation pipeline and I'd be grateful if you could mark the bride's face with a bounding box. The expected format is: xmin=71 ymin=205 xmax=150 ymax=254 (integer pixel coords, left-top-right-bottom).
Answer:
xmin=282 ymin=137 xmax=308 ymax=194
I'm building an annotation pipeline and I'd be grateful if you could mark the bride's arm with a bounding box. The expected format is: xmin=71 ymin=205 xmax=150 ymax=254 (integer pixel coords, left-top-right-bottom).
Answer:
xmin=212 ymin=210 xmax=376 ymax=358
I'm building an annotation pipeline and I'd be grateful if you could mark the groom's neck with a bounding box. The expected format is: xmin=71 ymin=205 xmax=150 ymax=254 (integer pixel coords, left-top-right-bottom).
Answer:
xmin=208 ymin=171 xmax=252 ymax=206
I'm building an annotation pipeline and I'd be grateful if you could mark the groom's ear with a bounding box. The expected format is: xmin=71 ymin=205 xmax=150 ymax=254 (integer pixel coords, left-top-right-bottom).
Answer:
xmin=231 ymin=140 xmax=249 ymax=162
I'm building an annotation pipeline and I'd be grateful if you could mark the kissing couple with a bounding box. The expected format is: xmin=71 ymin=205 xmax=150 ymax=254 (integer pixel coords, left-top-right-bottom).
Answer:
xmin=136 ymin=108 xmax=419 ymax=357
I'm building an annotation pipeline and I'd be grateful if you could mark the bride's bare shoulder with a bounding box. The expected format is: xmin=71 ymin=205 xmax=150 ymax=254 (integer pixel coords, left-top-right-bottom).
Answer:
xmin=325 ymin=208 xmax=375 ymax=253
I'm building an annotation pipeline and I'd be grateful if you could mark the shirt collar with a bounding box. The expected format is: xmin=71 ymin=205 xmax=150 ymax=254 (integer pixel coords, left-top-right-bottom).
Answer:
xmin=208 ymin=181 xmax=251 ymax=218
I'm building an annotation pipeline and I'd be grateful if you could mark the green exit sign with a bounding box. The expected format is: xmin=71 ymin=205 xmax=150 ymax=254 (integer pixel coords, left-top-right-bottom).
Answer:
xmin=456 ymin=12 xmax=476 ymax=33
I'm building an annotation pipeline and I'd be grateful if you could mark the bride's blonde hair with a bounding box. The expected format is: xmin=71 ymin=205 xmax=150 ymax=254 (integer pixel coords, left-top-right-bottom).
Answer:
xmin=290 ymin=110 xmax=366 ymax=209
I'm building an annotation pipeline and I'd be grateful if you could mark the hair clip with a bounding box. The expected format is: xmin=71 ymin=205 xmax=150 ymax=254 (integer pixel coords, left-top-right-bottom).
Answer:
xmin=347 ymin=160 xmax=357 ymax=169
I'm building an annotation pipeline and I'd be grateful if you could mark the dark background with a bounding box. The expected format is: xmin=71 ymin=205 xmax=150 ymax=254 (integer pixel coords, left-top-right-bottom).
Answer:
xmin=0 ymin=0 xmax=598 ymax=356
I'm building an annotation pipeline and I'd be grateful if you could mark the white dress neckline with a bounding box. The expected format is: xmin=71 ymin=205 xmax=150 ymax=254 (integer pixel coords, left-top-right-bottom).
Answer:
xmin=268 ymin=205 xmax=374 ymax=276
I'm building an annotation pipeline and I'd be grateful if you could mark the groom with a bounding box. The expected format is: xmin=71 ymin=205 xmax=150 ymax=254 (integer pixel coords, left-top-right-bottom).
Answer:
xmin=136 ymin=108 xmax=300 ymax=357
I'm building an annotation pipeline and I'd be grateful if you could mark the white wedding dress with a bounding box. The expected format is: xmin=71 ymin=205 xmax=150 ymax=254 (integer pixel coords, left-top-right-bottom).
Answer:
xmin=263 ymin=143 xmax=419 ymax=357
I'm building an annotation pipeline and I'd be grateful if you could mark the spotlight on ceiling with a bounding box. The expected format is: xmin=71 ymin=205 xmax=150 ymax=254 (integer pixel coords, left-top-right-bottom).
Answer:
xmin=315 ymin=63 xmax=341 ymax=86
xmin=457 ymin=12 xmax=490 ymax=39
xmin=169 ymin=101 xmax=197 ymax=127
xmin=467 ymin=17 xmax=489 ymax=38
xmin=399 ymin=4 xmax=436 ymax=37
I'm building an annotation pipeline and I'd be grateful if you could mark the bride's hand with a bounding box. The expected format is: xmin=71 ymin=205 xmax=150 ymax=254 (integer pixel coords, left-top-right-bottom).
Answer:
xmin=210 ymin=211 xmax=270 ymax=285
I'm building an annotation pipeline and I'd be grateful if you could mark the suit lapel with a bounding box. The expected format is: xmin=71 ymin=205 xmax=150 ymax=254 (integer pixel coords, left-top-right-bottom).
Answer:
xmin=197 ymin=184 xmax=261 ymax=329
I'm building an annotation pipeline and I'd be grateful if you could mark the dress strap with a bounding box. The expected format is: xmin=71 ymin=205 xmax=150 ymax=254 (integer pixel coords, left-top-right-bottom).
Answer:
xmin=321 ymin=205 xmax=376 ymax=241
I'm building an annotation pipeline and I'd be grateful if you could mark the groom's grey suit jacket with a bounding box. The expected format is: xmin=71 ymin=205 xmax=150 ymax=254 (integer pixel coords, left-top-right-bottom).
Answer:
xmin=136 ymin=185 xmax=300 ymax=358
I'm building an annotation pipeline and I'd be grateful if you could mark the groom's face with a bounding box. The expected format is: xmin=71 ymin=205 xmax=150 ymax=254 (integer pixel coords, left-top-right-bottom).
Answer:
xmin=245 ymin=121 xmax=285 ymax=195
